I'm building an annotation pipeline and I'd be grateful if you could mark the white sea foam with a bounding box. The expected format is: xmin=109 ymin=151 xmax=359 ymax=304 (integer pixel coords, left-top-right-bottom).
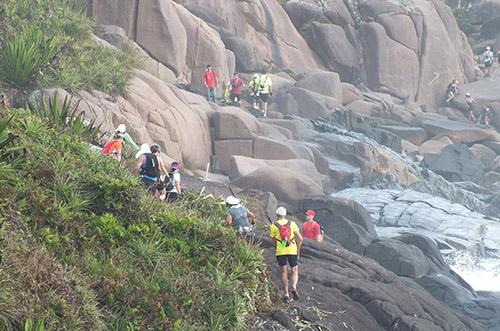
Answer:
xmin=446 ymin=251 xmax=500 ymax=292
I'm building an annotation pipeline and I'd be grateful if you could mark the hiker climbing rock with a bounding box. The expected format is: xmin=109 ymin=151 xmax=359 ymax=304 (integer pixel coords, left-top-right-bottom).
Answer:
xmin=269 ymin=207 xmax=303 ymax=303
xmin=203 ymin=64 xmax=218 ymax=103
xmin=110 ymin=124 xmax=138 ymax=150
xmin=482 ymin=46 xmax=494 ymax=77
xmin=225 ymin=196 xmax=256 ymax=238
xmin=248 ymin=73 xmax=260 ymax=110
xmin=446 ymin=79 xmax=459 ymax=103
xmin=134 ymin=144 xmax=168 ymax=191
xmin=229 ymin=73 xmax=245 ymax=106
xmin=165 ymin=161 xmax=181 ymax=202
xmin=465 ymin=93 xmax=478 ymax=123
xmin=101 ymin=132 xmax=124 ymax=162
xmin=258 ymin=70 xmax=273 ymax=118
xmin=301 ymin=210 xmax=324 ymax=243
xmin=479 ymin=105 xmax=493 ymax=127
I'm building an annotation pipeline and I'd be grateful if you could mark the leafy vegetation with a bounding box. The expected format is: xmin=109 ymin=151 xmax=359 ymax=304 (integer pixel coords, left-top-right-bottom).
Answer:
xmin=0 ymin=107 xmax=273 ymax=330
xmin=452 ymin=7 xmax=475 ymax=35
xmin=0 ymin=0 xmax=136 ymax=94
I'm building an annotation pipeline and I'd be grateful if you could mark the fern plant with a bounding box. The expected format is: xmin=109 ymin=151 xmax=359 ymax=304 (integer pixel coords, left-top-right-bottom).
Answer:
xmin=0 ymin=27 xmax=58 ymax=89
xmin=28 ymin=91 xmax=103 ymax=143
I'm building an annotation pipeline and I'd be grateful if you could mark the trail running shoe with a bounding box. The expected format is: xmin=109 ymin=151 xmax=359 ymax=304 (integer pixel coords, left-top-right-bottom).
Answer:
xmin=283 ymin=295 xmax=290 ymax=304
xmin=291 ymin=288 xmax=300 ymax=301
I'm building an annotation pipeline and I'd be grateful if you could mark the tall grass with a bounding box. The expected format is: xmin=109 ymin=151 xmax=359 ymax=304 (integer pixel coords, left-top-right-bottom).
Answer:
xmin=0 ymin=0 xmax=136 ymax=94
xmin=0 ymin=107 xmax=274 ymax=330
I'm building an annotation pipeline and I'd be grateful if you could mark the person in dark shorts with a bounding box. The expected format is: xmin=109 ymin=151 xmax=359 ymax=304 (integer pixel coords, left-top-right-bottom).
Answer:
xmin=165 ymin=162 xmax=181 ymax=202
xmin=269 ymin=207 xmax=303 ymax=303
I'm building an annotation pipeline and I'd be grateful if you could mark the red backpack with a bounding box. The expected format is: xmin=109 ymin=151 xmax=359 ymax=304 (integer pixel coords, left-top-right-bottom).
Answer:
xmin=275 ymin=220 xmax=293 ymax=247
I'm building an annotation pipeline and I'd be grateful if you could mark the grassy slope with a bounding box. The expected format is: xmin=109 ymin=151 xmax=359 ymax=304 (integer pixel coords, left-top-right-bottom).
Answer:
xmin=0 ymin=108 xmax=273 ymax=330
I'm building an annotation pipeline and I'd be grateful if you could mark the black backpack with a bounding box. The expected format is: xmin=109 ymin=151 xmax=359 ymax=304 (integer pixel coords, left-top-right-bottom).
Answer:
xmin=164 ymin=172 xmax=175 ymax=191
xmin=141 ymin=153 xmax=160 ymax=178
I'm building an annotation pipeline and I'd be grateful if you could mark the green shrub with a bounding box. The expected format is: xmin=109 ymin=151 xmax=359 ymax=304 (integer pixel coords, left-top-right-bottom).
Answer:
xmin=453 ymin=7 xmax=475 ymax=35
xmin=0 ymin=107 xmax=274 ymax=330
xmin=0 ymin=27 xmax=57 ymax=89
xmin=0 ymin=0 xmax=136 ymax=94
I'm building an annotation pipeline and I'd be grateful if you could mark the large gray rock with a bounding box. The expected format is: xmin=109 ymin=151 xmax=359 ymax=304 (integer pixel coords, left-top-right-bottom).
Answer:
xmin=382 ymin=126 xmax=428 ymax=146
xmin=230 ymin=164 xmax=324 ymax=205
xmin=421 ymin=119 xmax=500 ymax=144
xmin=423 ymin=144 xmax=485 ymax=182
xmin=295 ymin=70 xmax=342 ymax=100
xmin=272 ymin=87 xmax=342 ymax=118
xmin=365 ymin=239 xmax=431 ymax=277
xmin=302 ymin=196 xmax=377 ymax=235
xmin=395 ymin=234 xmax=448 ymax=271
xmin=470 ymin=144 xmax=498 ymax=170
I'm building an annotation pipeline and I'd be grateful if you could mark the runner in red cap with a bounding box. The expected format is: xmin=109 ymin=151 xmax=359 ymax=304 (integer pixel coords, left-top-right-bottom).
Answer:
xmin=301 ymin=210 xmax=324 ymax=242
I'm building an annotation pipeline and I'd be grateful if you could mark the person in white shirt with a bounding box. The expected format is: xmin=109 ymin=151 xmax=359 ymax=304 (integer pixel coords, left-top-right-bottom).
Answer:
xmin=165 ymin=162 xmax=181 ymax=202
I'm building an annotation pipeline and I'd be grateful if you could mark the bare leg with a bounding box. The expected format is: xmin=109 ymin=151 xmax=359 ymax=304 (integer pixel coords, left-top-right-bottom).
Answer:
xmin=291 ymin=266 xmax=299 ymax=290
xmin=280 ymin=266 xmax=289 ymax=296
xmin=263 ymin=102 xmax=268 ymax=117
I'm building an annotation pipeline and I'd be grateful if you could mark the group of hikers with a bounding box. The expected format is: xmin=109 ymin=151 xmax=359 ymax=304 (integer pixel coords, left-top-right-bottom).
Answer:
xmin=100 ymin=124 xmax=182 ymax=202
xmin=225 ymin=195 xmax=324 ymax=303
xmin=101 ymin=122 xmax=321 ymax=304
xmin=443 ymin=46 xmax=499 ymax=127
xmin=203 ymin=64 xmax=273 ymax=117
xmin=446 ymin=79 xmax=493 ymax=127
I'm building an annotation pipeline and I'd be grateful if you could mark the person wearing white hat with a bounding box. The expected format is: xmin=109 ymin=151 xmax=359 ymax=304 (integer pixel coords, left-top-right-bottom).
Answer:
xmin=109 ymin=124 xmax=139 ymax=150
xmin=225 ymin=196 xmax=256 ymax=237
xmin=465 ymin=92 xmax=477 ymax=122
xmin=269 ymin=207 xmax=303 ymax=303
xmin=482 ymin=46 xmax=494 ymax=77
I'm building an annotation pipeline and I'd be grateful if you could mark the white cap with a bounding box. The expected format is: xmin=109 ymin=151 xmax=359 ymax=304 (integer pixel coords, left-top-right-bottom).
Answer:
xmin=225 ymin=196 xmax=240 ymax=205
xmin=276 ymin=207 xmax=287 ymax=216
xmin=487 ymin=46 xmax=491 ymax=51
xmin=253 ymin=73 xmax=259 ymax=78
xmin=135 ymin=143 xmax=151 ymax=159
xmin=116 ymin=124 xmax=126 ymax=134
xmin=466 ymin=93 xmax=471 ymax=96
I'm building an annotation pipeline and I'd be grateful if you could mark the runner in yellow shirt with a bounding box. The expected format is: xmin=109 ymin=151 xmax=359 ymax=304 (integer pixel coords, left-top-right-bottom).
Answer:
xmin=269 ymin=207 xmax=303 ymax=303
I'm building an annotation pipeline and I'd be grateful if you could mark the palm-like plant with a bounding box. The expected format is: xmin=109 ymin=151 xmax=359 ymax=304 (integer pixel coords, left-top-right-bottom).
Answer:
xmin=28 ymin=91 xmax=103 ymax=143
xmin=0 ymin=27 xmax=57 ymax=89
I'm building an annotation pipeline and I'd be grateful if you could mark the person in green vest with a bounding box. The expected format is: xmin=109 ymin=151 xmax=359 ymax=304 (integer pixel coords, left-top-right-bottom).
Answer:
xmin=109 ymin=124 xmax=138 ymax=150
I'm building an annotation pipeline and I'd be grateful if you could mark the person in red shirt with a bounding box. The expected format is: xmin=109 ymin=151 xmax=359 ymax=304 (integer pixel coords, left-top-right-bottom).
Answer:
xmin=229 ymin=72 xmax=244 ymax=106
xmin=203 ymin=64 xmax=218 ymax=103
xmin=302 ymin=210 xmax=324 ymax=242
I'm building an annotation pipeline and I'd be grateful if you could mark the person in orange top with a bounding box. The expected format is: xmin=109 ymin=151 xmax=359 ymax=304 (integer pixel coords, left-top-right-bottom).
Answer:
xmin=301 ymin=210 xmax=324 ymax=243
xmin=101 ymin=133 xmax=124 ymax=162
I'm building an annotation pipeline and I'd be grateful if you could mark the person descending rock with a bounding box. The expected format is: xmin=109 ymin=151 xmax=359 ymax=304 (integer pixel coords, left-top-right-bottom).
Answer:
xmin=258 ymin=70 xmax=273 ymax=117
xmin=165 ymin=161 xmax=181 ymax=202
xmin=446 ymin=79 xmax=459 ymax=103
xmin=225 ymin=196 xmax=256 ymax=238
xmin=269 ymin=207 xmax=303 ymax=303
xmin=479 ymin=105 xmax=493 ymax=127
xmin=465 ymin=93 xmax=477 ymax=122
xmin=110 ymin=124 xmax=138 ymax=150
xmin=248 ymin=73 xmax=260 ymax=110
xmin=301 ymin=210 xmax=324 ymax=243
xmin=101 ymin=133 xmax=124 ymax=162
xmin=203 ymin=64 xmax=218 ymax=103
xmin=482 ymin=46 xmax=494 ymax=78
xmin=134 ymin=144 xmax=168 ymax=191
xmin=229 ymin=73 xmax=245 ymax=106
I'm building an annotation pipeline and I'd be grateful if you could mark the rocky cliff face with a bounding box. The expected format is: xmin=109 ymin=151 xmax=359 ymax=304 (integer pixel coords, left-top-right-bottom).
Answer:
xmin=87 ymin=0 xmax=478 ymax=111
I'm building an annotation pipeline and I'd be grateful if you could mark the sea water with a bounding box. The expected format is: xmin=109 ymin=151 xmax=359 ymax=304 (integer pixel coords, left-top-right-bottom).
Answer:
xmin=445 ymin=251 xmax=500 ymax=292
